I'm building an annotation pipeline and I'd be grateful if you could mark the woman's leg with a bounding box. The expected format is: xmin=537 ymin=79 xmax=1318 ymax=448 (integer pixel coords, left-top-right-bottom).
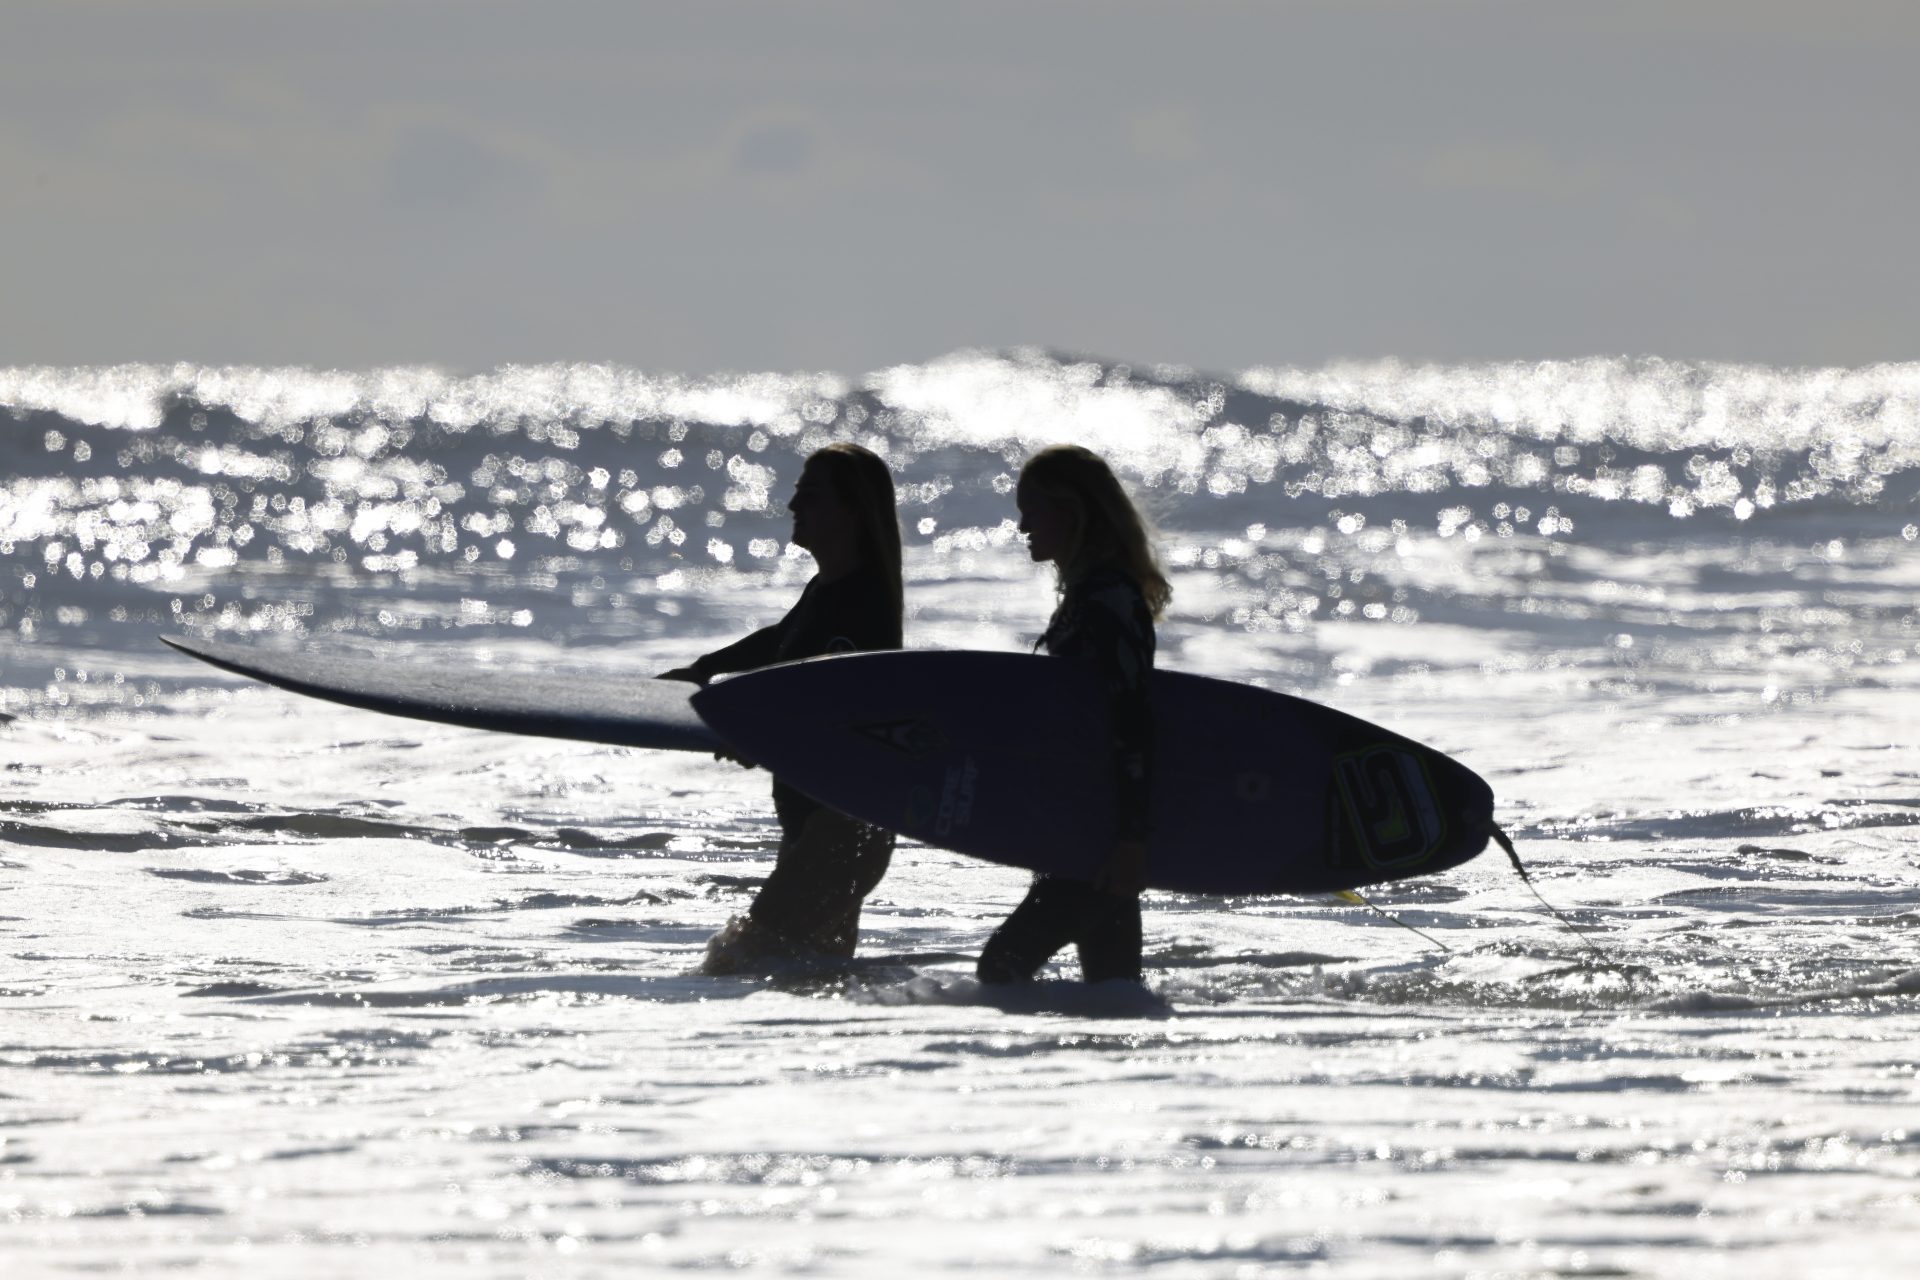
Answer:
xmin=977 ymin=877 xmax=1084 ymax=983
xmin=749 ymin=807 xmax=894 ymax=956
xmin=1073 ymin=891 xmax=1143 ymax=983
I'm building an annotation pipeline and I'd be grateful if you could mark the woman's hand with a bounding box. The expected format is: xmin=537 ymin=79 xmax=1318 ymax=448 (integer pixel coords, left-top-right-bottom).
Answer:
xmin=1093 ymin=838 xmax=1148 ymax=897
xmin=655 ymin=667 xmax=747 ymax=763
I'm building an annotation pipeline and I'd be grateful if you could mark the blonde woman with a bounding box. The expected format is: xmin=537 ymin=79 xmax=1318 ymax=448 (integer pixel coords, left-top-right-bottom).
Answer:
xmin=662 ymin=443 xmax=903 ymax=969
xmin=977 ymin=444 xmax=1171 ymax=985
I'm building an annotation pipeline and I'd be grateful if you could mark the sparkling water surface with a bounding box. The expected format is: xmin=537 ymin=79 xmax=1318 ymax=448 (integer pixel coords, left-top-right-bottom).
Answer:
xmin=4 ymin=351 xmax=1919 ymax=1276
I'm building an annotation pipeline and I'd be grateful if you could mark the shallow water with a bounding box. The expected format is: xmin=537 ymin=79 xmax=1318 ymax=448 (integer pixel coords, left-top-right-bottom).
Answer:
xmin=4 ymin=352 xmax=1919 ymax=1275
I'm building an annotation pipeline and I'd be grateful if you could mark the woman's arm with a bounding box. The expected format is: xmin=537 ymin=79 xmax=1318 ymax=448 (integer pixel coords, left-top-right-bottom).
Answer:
xmin=660 ymin=583 xmax=818 ymax=683
xmin=685 ymin=624 xmax=785 ymax=681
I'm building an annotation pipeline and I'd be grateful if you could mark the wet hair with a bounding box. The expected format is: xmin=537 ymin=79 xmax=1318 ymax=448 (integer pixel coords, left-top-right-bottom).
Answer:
xmin=1019 ymin=444 xmax=1171 ymax=619
xmin=805 ymin=442 xmax=904 ymax=624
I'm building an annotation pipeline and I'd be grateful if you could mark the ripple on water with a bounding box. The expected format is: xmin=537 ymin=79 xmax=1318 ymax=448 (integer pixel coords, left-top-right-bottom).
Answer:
xmin=146 ymin=867 xmax=328 ymax=886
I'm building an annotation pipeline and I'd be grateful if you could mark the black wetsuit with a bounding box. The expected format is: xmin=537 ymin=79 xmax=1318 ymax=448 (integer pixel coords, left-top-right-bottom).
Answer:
xmin=978 ymin=563 xmax=1155 ymax=984
xmin=689 ymin=567 xmax=902 ymax=952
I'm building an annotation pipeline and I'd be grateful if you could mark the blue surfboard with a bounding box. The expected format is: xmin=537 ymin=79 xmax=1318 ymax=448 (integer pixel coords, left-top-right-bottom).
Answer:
xmin=693 ymin=650 xmax=1496 ymax=895
xmin=163 ymin=635 xmax=725 ymax=753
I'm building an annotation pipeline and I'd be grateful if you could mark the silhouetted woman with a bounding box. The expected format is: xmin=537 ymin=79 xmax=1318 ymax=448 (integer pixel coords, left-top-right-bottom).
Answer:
xmin=661 ymin=443 xmax=903 ymax=970
xmin=977 ymin=444 xmax=1171 ymax=985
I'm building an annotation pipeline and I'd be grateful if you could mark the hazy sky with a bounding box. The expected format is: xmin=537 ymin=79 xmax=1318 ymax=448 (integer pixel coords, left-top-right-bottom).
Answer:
xmin=4 ymin=1 xmax=1916 ymax=374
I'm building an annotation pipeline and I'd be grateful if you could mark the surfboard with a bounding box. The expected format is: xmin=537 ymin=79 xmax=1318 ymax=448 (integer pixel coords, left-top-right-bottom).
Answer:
xmin=162 ymin=635 xmax=726 ymax=753
xmin=693 ymin=650 xmax=1495 ymax=895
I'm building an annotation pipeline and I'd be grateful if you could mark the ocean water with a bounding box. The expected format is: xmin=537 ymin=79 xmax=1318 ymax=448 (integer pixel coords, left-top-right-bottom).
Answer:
xmin=3 ymin=350 xmax=1918 ymax=1277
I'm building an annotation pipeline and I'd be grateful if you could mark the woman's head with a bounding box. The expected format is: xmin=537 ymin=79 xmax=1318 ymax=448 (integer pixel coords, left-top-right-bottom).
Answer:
xmin=788 ymin=443 xmax=903 ymax=619
xmin=1016 ymin=445 xmax=1171 ymax=619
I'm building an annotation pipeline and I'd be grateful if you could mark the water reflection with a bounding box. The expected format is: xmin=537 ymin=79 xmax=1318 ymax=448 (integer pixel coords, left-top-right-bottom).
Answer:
xmin=3 ymin=352 xmax=1917 ymax=665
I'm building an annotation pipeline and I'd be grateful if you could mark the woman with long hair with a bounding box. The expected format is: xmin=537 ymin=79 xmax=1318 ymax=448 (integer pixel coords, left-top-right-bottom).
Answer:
xmin=977 ymin=444 xmax=1171 ymax=985
xmin=661 ymin=442 xmax=904 ymax=971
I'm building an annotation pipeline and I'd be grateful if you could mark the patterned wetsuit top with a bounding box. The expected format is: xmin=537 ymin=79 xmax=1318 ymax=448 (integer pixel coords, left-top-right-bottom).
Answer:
xmin=1037 ymin=563 xmax=1156 ymax=844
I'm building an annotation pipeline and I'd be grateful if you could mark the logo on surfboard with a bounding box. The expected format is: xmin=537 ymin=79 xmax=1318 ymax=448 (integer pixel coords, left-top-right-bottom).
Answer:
xmin=900 ymin=757 xmax=979 ymax=838
xmin=934 ymin=757 xmax=979 ymax=837
xmin=854 ymin=717 xmax=948 ymax=759
xmin=1332 ymin=746 xmax=1445 ymax=869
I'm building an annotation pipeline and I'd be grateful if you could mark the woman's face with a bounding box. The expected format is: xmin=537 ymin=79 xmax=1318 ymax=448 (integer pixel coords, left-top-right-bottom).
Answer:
xmin=788 ymin=461 xmax=856 ymax=555
xmin=1015 ymin=480 xmax=1076 ymax=564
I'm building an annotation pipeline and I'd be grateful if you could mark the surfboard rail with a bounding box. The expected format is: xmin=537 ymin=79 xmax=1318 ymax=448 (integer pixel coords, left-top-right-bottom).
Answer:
xmin=161 ymin=634 xmax=725 ymax=753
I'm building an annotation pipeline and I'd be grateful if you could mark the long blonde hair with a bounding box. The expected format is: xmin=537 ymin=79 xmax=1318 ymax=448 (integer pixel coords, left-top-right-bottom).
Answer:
xmin=1019 ymin=444 xmax=1171 ymax=620
xmin=806 ymin=442 xmax=904 ymax=624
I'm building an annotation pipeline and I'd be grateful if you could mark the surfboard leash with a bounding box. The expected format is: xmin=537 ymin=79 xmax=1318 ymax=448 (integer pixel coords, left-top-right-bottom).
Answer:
xmin=1335 ymin=889 xmax=1455 ymax=954
xmin=1488 ymin=822 xmax=1635 ymax=986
